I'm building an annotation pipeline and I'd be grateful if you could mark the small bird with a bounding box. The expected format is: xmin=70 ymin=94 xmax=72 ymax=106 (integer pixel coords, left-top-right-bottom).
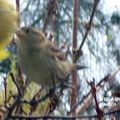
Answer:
xmin=0 ymin=0 xmax=19 ymax=60
xmin=16 ymin=27 xmax=86 ymax=89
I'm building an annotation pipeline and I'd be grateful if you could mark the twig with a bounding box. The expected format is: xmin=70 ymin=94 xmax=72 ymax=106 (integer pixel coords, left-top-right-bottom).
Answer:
xmin=43 ymin=0 xmax=58 ymax=32
xmin=3 ymin=77 xmax=7 ymax=105
xmin=77 ymin=0 xmax=100 ymax=58
xmin=19 ymin=81 xmax=62 ymax=105
xmin=4 ymin=68 xmax=120 ymax=119
xmin=3 ymin=73 xmax=22 ymax=120
xmin=16 ymin=0 xmax=20 ymax=11
xmin=88 ymin=79 xmax=104 ymax=120
xmin=10 ymin=73 xmax=22 ymax=96
xmin=68 ymin=67 xmax=120 ymax=115
xmin=10 ymin=108 xmax=120 ymax=119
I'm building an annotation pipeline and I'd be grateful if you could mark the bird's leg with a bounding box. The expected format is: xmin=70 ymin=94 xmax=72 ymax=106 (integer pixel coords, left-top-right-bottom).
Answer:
xmin=51 ymin=73 xmax=56 ymax=88
xmin=56 ymin=75 xmax=72 ymax=89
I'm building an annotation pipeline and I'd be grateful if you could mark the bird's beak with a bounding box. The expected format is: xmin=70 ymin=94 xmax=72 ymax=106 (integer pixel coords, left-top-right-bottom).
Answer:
xmin=15 ymin=28 xmax=23 ymax=38
xmin=15 ymin=28 xmax=26 ymax=43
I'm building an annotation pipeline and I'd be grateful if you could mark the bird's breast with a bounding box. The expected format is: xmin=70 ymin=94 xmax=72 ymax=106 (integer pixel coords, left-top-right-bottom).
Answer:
xmin=18 ymin=48 xmax=56 ymax=87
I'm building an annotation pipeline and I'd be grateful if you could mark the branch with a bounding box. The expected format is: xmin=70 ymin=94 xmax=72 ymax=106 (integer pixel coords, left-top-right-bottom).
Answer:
xmin=3 ymin=73 xmax=22 ymax=120
xmin=42 ymin=0 xmax=58 ymax=32
xmin=88 ymin=79 xmax=104 ymax=120
xmin=76 ymin=0 xmax=100 ymax=59
xmin=10 ymin=108 xmax=120 ymax=119
xmin=70 ymin=0 xmax=79 ymax=116
xmin=68 ymin=67 xmax=120 ymax=115
xmin=16 ymin=0 xmax=20 ymax=11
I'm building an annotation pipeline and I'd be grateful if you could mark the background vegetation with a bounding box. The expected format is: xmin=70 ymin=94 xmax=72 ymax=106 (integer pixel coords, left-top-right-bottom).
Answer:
xmin=0 ymin=0 xmax=120 ymax=119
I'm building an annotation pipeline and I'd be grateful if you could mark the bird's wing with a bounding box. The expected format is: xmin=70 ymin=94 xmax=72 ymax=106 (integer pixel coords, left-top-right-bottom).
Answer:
xmin=46 ymin=40 xmax=66 ymax=61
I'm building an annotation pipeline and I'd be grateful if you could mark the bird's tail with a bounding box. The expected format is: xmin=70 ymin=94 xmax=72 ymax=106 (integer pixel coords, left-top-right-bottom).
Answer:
xmin=76 ymin=65 xmax=88 ymax=70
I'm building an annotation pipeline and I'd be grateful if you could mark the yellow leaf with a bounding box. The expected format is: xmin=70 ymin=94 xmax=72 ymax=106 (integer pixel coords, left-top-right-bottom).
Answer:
xmin=0 ymin=0 xmax=19 ymax=49
xmin=0 ymin=49 xmax=10 ymax=60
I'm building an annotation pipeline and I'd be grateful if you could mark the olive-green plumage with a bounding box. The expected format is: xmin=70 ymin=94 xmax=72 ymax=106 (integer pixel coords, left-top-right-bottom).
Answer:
xmin=16 ymin=27 xmax=86 ymax=88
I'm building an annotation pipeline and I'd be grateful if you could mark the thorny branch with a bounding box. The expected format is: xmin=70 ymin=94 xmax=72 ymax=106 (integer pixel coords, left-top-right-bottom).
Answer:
xmin=88 ymin=79 xmax=104 ymax=120
xmin=3 ymin=67 xmax=119 ymax=120
xmin=68 ymin=67 xmax=120 ymax=115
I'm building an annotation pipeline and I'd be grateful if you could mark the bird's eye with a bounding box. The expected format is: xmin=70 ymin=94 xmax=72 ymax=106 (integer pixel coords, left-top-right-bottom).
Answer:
xmin=25 ymin=29 xmax=30 ymax=34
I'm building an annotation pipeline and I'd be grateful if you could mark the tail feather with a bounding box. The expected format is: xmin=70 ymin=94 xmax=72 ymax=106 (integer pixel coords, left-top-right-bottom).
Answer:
xmin=76 ymin=65 xmax=88 ymax=70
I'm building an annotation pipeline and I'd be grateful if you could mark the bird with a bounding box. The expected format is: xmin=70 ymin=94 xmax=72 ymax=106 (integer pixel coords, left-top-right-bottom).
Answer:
xmin=15 ymin=27 xmax=86 ymax=89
